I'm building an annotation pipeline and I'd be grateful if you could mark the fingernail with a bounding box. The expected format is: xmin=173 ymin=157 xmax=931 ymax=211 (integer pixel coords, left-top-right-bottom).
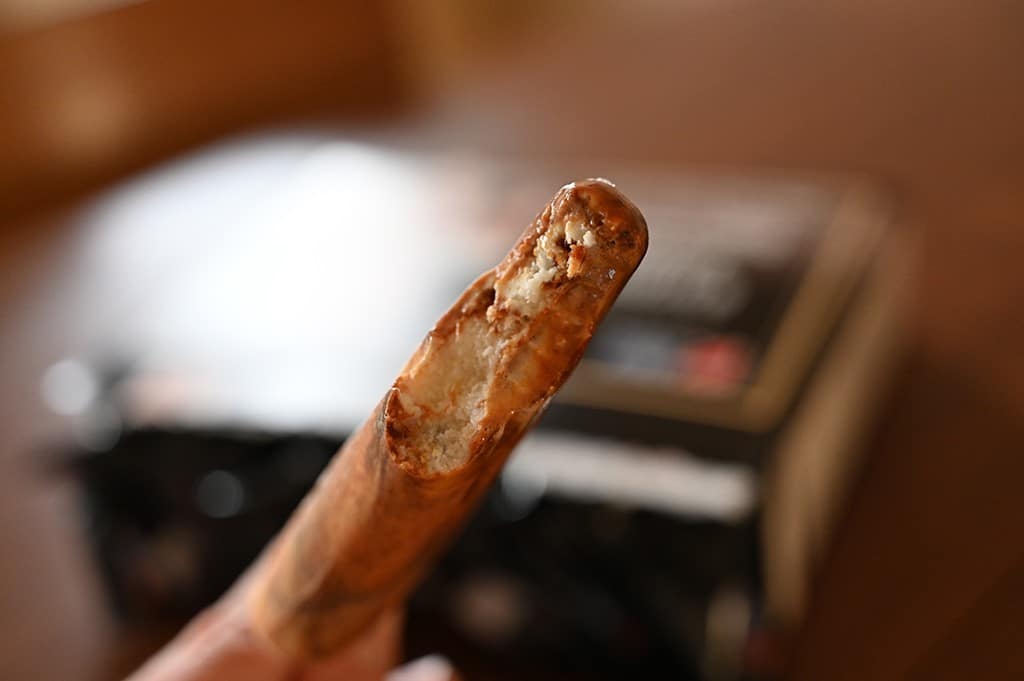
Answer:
xmin=386 ymin=654 xmax=457 ymax=681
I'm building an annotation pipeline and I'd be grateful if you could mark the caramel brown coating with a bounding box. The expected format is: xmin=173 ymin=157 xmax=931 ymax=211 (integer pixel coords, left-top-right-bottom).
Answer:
xmin=248 ymin=179 xmax=647 ymax=659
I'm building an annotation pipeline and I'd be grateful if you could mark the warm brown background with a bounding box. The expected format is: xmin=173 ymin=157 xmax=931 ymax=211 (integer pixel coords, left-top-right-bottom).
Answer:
xmin=1 ymin=1 xmax=1022 ymax=680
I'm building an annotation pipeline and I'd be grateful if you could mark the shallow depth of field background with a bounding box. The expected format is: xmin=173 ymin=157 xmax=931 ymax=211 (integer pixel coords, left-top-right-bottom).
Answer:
xmin=1 ymin=2 xmax=1022 ymax=681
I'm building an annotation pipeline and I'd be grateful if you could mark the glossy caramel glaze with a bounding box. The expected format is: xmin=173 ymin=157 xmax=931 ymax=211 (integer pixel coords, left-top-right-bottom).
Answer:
xmin=249 ymin=179 xmax=647 ymax=659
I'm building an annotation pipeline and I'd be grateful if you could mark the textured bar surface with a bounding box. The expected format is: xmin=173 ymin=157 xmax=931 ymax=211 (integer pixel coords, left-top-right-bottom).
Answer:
xmin=248 ymin=179 xmax=648 ymax=659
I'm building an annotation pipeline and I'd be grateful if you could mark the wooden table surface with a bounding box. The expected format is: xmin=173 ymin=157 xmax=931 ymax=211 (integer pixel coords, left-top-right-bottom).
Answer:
xmin=1 ymin=2 xmax=1023 ymax=680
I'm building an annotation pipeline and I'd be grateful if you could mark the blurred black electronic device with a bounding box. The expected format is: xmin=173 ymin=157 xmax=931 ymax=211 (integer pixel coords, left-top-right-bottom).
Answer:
xmin=70 ymin=426 xmax=754 ymax=681
xmin=51 ymin=141 xmax=911 ymax=680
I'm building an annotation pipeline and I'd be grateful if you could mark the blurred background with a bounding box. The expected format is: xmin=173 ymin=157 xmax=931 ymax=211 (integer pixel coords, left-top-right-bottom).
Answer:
xmin=1 ymin=1 xmax=1022 ymax=680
